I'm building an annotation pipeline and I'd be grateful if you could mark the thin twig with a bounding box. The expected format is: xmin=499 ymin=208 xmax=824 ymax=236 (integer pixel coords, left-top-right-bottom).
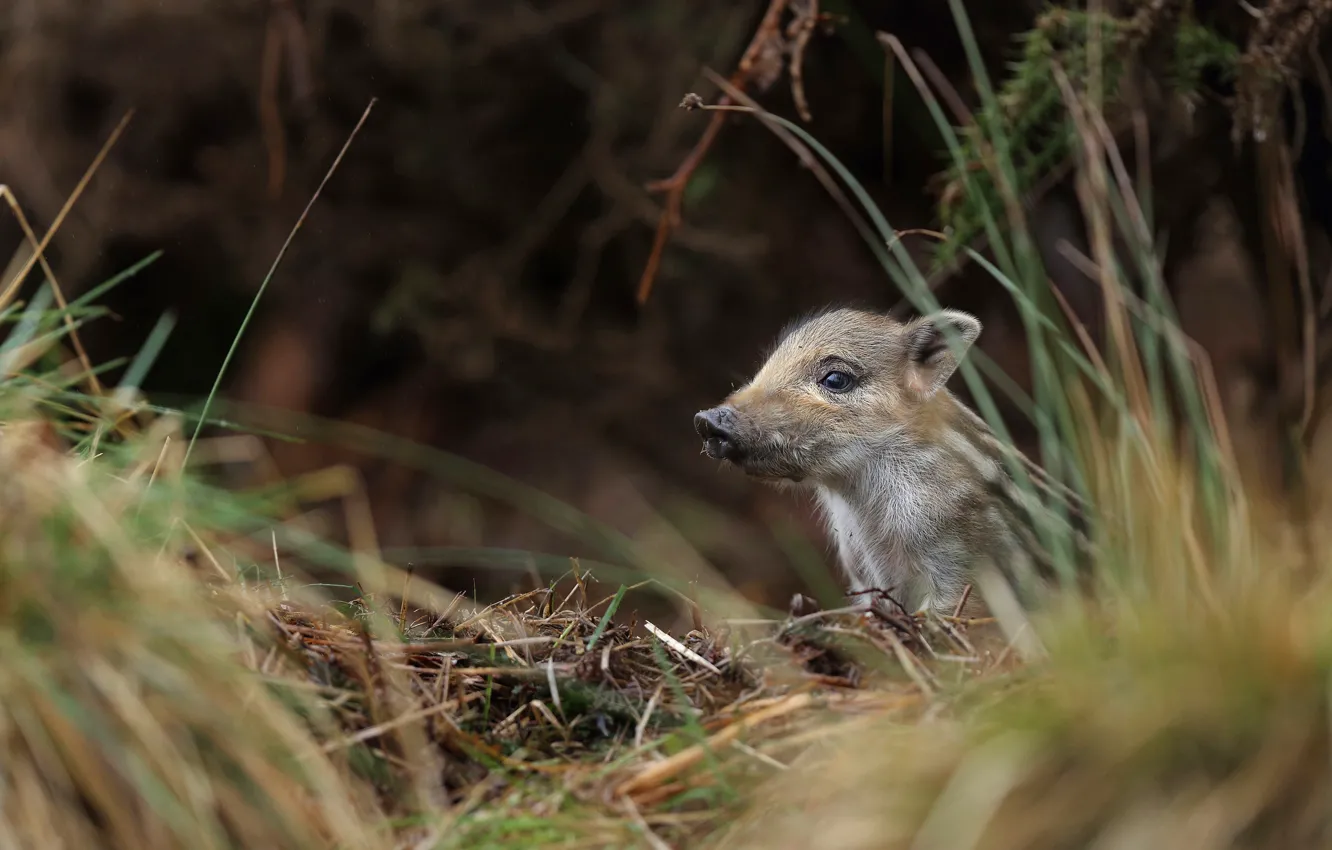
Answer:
xmin=644 ymin=621 xmax=723 ymax=675
xmin=636 ymin=0 xmax=792 ymax=304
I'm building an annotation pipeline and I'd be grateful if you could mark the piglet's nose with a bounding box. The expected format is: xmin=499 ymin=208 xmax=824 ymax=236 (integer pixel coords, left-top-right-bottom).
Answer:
xmin=694 ymin=407 xmax=744 ymax=461
xmin=694 ymin=407 xmax=733 ymax=440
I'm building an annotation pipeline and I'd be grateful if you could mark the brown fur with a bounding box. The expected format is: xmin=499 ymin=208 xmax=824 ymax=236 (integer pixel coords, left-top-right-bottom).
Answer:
xmin=695 ymin=306 xmax=1053 ymax=616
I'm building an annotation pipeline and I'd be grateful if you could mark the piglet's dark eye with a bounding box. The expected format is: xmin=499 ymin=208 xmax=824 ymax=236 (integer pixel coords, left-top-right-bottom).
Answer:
xmin=818 ymin=371 xmax=856 ymax=393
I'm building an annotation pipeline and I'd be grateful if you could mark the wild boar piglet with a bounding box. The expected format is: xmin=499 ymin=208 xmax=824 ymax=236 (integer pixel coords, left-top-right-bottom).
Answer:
xmin=694 ymin=306 xmax=1041 ymax=617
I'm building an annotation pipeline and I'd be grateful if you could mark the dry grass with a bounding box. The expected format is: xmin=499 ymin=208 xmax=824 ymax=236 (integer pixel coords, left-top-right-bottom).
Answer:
xmin=0 ymin=412 xmax=390 ymax=850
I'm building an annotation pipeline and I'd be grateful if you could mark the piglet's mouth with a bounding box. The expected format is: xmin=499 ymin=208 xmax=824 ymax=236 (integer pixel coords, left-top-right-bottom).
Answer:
xmin=699 ymin=433 xmax=748 ymax=465
xmin=706 ymin=446 xmax=805 ymax=483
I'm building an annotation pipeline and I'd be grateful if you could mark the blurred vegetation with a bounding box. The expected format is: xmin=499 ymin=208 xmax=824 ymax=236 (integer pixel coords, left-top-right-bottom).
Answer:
xmin=934 ymin=6 xmax=1243 ymax=267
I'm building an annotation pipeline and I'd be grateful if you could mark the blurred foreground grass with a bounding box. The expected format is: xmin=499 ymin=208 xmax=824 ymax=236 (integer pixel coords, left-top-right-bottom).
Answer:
xmin=3 ymin=2 xmax=1332 ymax=848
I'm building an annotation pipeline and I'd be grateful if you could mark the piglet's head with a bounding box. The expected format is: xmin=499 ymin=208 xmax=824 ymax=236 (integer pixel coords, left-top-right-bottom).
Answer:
xmin=694 ymin=307 xmax=981 ymax=483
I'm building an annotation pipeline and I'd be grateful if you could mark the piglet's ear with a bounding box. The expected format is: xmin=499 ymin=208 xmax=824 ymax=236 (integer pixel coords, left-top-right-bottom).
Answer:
xmin=904 ymin=309 xmax=982 ymax=396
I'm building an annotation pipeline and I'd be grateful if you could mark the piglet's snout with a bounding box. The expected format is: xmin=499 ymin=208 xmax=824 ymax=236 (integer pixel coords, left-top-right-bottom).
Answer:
xmin=694 ymin=407 xmax=747 ymax=462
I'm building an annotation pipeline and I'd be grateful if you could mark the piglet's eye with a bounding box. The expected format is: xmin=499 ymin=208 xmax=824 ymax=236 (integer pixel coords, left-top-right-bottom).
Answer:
xmin=818 ymin=370 xmax=856 ymax=393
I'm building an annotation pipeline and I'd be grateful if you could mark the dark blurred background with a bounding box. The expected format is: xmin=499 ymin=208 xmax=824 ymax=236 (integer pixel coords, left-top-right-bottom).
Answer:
xmin=1 ymin=1 xmax=1327 ymax=617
